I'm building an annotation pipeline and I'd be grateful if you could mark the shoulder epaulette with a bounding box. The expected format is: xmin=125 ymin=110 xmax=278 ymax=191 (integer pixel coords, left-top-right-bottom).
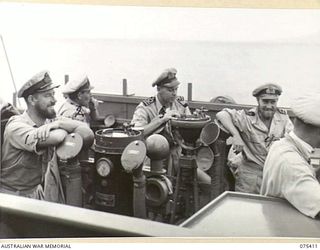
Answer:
xmin=277 ymin=108 xmax=287 ymax=115
xmin=176 ymin=96 xmax=188 ymax=107
xmin=142 ymin=96 xmax=156 ymax=106
xmin=245 ymin=109 xmax=255 ymax=116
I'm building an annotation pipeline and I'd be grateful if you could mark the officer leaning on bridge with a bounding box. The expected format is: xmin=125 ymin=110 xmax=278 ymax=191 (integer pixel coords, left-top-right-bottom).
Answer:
xmin=131 ymin=68 xmax=190 ymax=174
xmin=216 ymin=83 xmax=293 ymax=194
xmin=261 ymin=93 xmax=320 ymax=219
xmin=58 ymin=75 xmax=104 ymax=125
xmin=131 ymin=68 xmax=190 ymax=136
xmin=131 ymin=68 xmax=210 ymax=184
xmin=0 ymin=71 xmax=94 ymax=202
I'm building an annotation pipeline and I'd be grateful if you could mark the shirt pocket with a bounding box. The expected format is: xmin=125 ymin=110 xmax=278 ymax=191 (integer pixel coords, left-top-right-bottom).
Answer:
xmin=242 ymin=132 xmax=268 ymax=157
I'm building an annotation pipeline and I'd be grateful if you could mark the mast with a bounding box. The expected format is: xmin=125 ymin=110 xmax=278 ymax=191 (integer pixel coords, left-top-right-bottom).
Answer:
xmin=0 ymin=34 xmax=20 ymax=107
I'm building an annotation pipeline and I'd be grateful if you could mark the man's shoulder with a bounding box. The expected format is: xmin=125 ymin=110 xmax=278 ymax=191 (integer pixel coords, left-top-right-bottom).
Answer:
xmin=276 ymin=108 xmax=289 ymax=115
xmin=222 ymin=107 xmax=255 ymax=116
xmin=59 ymin=100 xmax=77 ymax=112
xmin=274 ymin=108 xmax=291 ymax=123
xmin=5 ymin=113 xmax=33 ymax=133
xmin=142 ymin=96 xmax=156 ymax=106
xmin=244 ymin=108 xmax=256 ymax=116
xmin=7 ymin=112 xmax=28 ymax=124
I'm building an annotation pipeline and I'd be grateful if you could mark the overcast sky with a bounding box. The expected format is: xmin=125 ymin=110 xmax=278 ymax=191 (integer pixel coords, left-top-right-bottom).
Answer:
xmin=1 ymin=3 xmax=320 ymax=107
xmin=1 ymin=2 xmax=320 ymax=42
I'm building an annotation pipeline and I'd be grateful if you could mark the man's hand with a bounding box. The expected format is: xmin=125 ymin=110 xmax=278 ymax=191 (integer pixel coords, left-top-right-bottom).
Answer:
xmin=232 ymin=135 xmax=245 ymax=153
xmin=163 ymin=110 xmax=181 ymax=122
xmin=34 ymin=122 xmax=59 ymax=141
xmin=89 ymin=97 xmax=101 ymax=111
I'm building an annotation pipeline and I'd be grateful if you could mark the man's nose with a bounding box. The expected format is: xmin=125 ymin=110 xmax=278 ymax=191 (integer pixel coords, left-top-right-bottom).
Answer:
xmin=266 ymin=103 xmax=273 ymax=109
xmin=52 ymin=96 xmax=57 ymax=104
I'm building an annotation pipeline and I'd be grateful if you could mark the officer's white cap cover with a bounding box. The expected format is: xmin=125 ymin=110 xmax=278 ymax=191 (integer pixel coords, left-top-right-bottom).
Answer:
xmin=151 ymin=68 xmax=180 ymax=88
xmin=18 ymin=71 xmax=59 ymax=98
xmin=62 ymin=75 xmax=94 ymax=94
xmin=291 ymin=93 xmax=320 ymax=127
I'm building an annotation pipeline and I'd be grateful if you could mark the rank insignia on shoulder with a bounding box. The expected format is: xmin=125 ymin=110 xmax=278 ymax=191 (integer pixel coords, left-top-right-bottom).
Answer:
xmin=245 ymin=110 xmax=255 ymax=116
xmin=277 ymin=108 xmax=287 ymax=115
xmin=176 ymin=96 xmax=188 ymax=107
xmin=142 ymin=96 xmax=156 ymax=106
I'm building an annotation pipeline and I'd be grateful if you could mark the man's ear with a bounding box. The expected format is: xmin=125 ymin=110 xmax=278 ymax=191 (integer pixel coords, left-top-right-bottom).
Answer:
xmin=77 ymin=91 xmax=82 ymax=100
xmin=27 ymin=94 xmax=37 ymax=106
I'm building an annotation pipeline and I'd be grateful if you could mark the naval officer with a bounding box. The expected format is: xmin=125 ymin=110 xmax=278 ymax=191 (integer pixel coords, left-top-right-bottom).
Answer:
xmin=58 ymin=75 xmax=104 ymax=125
xmin=1 ymin=71 xmax=94 ymax=202
xmin=261 ymin=93 xmax=320 ymax=219
xmin=131 ymin=68 xmax=210 ymax=184
xmin=216 ymin=83 xmax=293 ymax=194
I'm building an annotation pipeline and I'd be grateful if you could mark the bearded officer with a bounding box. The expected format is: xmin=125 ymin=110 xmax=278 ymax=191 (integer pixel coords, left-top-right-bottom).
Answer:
xmin=1 ymin=71 xmax=94 ymax=202
xmin=261 ymin=93 xmax=320 ymax=219
xmin=216 ymin=83 xmax=293 ymax=194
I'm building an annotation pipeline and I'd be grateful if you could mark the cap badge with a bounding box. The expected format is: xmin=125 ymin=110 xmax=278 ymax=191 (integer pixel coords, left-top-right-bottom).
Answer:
xmin=266 ymin=87 xmax=276 ymax=94
xmin=43 ymin=72 xmax=52 ymax=84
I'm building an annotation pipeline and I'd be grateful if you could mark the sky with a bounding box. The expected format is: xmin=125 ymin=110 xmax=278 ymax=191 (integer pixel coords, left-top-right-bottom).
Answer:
xmin=1 ymin=2 xmax=320 ymax=42
xmin=1 ymin=2 xmax=320 ymax=107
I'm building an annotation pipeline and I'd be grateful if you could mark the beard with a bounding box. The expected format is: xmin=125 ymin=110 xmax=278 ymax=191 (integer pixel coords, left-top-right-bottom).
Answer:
xmin=259 ymin=108 xmax=275 ymax=120
xmin=36 ymin=104 xmax=57 ymax=119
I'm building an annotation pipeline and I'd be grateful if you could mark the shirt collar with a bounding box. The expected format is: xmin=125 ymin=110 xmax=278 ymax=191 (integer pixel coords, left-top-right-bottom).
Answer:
xmin=251 ymin=107 xmax=283 ymax=132
xmin=67 ymin=97 xmax=79 ymax=106
xmin=67 ymin=98 xmax=90 ymax=114
xmin=22 ymin=110 xmax=53 ymax=127
xmin=21 ymin=110 xmax=38 ymax=127
xmin=155 ymin=95 xmax=173 ymax=113
xmin=155 ymin=95 xmax=163 ymax=112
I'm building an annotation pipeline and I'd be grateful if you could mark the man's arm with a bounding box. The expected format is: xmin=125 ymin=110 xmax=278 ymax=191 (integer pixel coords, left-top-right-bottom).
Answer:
xmin=36 ymin=129 xmax=68 ymax=148
xmin=35 ymin=117 xmax=94 ymax=148
xmin=89 ymin=97 xmax=105 ymax=122
xmin=138 ymin=110 xmax=180 ymax=137
xmin=216 ymin=110 xmax=245 ymax=153
xmin=55 ymin=117 xmax=94 ymax=148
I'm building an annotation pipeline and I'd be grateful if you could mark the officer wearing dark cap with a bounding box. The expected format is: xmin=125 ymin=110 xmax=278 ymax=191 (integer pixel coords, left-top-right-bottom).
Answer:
xmin=216 ymin=83 xmax=293 ymax=194
xmin=131 ymin=68 xmax=211 ymax=186
xmin=131 ymin=68 xmax=190 ymax=138
xmin=1 ymin=71 xmax=94 ymax=203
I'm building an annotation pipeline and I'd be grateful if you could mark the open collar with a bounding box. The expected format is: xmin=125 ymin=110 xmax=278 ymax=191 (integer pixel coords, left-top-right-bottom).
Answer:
xmin=21 ymin=110 xmax=38 ymax=127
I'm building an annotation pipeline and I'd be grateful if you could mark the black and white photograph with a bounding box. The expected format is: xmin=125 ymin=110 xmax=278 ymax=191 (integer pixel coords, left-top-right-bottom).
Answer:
xmin=0 ymin=0 xmax=320 ymax=245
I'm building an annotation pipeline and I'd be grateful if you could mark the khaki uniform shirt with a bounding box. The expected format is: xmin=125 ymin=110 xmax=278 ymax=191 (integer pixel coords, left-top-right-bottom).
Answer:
xmin=58 ymin=98 xmax=91 ymax=125
xmin=131 ymin=95 xmax=191 ymax=130
xmin=223 ymin=107 xmax=293 ymax=193
xmin=1 ymin=111 xmax=53 ymax=194
xmin=131 ymin=95 xmax=191 ymax=175
xmin=261 ymin=132 xmax=320 ymax=218
xmin=225 ymin=107 xmax=293 ymax=167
